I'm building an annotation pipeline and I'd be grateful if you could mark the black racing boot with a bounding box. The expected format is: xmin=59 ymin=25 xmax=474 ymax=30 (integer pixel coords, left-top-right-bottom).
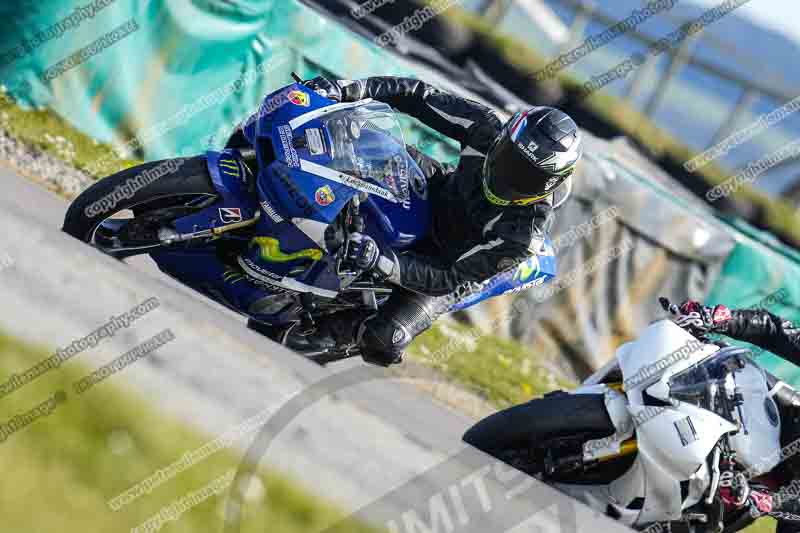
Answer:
xmin=285 ymin=332 xmax=336 ymax=353
xmin=312 ymin=310 xmax=371 ymax=351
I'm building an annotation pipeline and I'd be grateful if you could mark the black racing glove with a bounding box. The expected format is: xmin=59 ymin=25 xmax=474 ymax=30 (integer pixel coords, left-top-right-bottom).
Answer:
xmin=303 ymin=76 xmax=343 ymax=101
xmin=303 ymin=76 xmax=365 ymax=102
xmin=345 ymin=233 xmax=398 ymax=281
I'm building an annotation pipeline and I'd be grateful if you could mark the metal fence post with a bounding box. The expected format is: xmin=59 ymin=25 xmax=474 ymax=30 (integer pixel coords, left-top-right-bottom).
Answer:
xmin=642 ymin=30 xmax=703 ymax=120
xmin=708 ymin=87 xmax=759 ymax=148
xmin=558 ymin=0 xmax=595 ymax=56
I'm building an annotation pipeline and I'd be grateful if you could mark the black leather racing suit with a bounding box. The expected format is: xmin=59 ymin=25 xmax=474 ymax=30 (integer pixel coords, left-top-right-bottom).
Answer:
xmin=327 ymin=77 xmax=554 ymax=365
xmin=716 ymin=310 xmax=800 ymax=532
xmin=350 ymin=77 xmax=553 ymax=294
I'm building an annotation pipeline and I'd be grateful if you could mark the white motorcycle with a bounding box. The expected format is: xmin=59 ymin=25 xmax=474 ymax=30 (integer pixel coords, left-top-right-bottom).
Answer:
xmin=464 ymin=299 xmax=800 ymax=532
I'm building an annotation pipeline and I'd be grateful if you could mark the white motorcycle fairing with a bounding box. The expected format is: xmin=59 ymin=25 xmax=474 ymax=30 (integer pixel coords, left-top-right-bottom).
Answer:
xmin=559 ymin=321 xmax=748 ymax=527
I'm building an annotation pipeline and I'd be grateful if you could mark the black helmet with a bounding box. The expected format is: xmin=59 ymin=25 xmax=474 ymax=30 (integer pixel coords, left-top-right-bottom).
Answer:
xmin=483 ymin=107 xmax=582 ymax=206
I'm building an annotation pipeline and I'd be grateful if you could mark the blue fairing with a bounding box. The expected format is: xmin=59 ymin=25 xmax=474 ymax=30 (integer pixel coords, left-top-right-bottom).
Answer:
xmin=149 ymin=83 xmax=556 ymax=321
xmin=246 ymin=85 xmax=433 ymax=248
xmin=448 ymin=239 xmax=557 ymax=312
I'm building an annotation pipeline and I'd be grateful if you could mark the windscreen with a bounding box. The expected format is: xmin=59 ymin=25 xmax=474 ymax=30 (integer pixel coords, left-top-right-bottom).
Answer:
xmin=669 ymin=347 xmax=782 ymax=473
xmin=670 ymin=349 xmax=756 ymax=418
xmin=322 ymin=102 xmax=413 ymax=204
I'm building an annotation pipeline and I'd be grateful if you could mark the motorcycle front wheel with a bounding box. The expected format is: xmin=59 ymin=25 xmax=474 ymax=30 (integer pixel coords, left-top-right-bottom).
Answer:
xmin=463 ymin=392 xmax=635 ymax=484
xmin=62 ymin=156 xmax=219 ymax=257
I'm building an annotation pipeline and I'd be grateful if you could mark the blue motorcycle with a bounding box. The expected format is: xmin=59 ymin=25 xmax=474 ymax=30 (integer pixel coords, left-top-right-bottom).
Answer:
xmin=63 ymin=79 xmax=557 ymax=363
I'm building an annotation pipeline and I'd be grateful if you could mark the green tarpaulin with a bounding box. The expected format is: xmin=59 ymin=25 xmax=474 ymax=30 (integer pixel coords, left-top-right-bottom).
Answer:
xmin=0 ymin=0 xmax=458 ymax=163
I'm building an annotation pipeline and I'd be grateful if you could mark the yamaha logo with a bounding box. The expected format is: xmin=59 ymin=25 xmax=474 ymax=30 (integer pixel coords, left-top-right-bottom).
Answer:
xmin=260 ymin=200 xmax=284 ymax=224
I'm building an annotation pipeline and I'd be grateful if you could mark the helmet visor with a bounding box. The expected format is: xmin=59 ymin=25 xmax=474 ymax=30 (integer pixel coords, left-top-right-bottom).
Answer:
xmin=484 ymin=135 xmax=570 ymax=204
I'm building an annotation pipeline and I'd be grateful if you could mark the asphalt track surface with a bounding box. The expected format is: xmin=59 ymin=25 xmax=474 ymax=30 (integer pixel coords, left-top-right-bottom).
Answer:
xmin=0 ymin=165 xmax=631 ymax=533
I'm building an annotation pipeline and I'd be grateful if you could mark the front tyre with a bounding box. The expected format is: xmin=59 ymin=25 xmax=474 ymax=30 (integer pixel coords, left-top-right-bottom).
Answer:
xmin=62 ymin=156 xmax=218 ymax=254
xmin=463 ymin=393 xmax=625 ymax=482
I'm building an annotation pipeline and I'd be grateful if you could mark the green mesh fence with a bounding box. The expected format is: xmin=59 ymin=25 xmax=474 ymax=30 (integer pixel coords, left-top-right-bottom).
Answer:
xmin=0 ymin=0 xmax=458 ymax=163
xmin=706 ymin=220 xmax=800 ymax=385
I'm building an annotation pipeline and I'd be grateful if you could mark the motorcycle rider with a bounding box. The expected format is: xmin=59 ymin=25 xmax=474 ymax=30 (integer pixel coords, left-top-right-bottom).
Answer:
xmin=671 ymin=299 xmax=800 ymax=532
xmin=234 ymin=75 xmax=583 ymax=365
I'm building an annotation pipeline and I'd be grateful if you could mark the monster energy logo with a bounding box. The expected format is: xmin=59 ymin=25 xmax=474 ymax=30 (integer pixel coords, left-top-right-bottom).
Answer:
xmin=219 ymin=158 xmax=241 ymax=178
xmin=251 ymin=237 xmax=322 ymax=263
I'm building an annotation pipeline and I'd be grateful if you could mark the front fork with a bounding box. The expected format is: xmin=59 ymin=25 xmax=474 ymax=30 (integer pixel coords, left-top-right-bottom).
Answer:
xmin=296 ymin=193 xmax=374 ymax=338
xmin=580 ymin=383 xmax=639 ymax=466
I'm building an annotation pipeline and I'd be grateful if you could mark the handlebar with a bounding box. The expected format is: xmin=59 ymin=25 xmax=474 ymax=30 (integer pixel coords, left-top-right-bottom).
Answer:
xmin=336 ymin=195 xmax=368 ymax=278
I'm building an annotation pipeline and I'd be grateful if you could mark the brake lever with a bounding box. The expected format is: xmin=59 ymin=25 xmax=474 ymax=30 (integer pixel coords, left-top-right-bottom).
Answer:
xmin=337 ymin=196 xmax=370 ymax=278
xmin=335 ymin=244 xmax=360 ymax=277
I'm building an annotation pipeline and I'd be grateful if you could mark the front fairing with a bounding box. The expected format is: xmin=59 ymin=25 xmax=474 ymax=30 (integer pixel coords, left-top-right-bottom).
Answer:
xmin=248 ymin=85 xmax=431 ymax=248
xmin=152 ymin=86 xmax=432 ymax=308
xmin=242 ymin=86 xmax=433 ymax=295
xmin=609 ymin=322 xmax=781 ymax=525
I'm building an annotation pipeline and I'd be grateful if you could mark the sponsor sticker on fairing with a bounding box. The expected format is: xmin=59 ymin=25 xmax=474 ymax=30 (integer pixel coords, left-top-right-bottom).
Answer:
xmin=277 ymin=125 xmax=300 ymax=168
xmin=510 ymin=276 xmax=547 ymax=293
xmin=314 ymin=185 xmax=335 ymax=206
xmin=298 ymin=159 xmax=398 ymax=203
xmin=674 ymin=416 xmax=698 ymax=446
xmin=218 ymin=157 xmax=241 ymax=178
xmin=260 ymin=200 xmax=284 ymax=224
xmin=287 ymin=90 xmax=310 ymax=107
xmin=218 ymin=207 xmax=243 ymax=224
xmin=306 ymin=128 xmax=325 ymax=155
